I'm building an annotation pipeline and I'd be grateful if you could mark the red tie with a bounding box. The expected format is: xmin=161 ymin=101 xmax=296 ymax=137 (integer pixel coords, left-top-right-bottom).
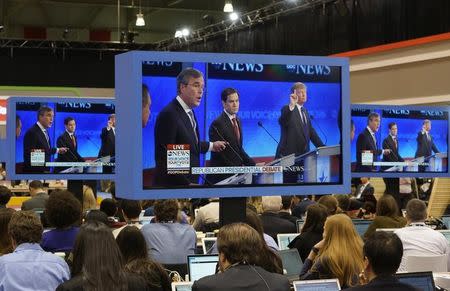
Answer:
xmin=232 ymin=118 xmax=240 ymax=143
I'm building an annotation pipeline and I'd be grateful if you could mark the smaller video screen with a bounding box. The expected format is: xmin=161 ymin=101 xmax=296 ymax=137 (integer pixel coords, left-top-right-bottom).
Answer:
xmin=11 ymin=98 xmax=115 ymax=176
xmin=351 ymin=105 xmax=449 ymax=177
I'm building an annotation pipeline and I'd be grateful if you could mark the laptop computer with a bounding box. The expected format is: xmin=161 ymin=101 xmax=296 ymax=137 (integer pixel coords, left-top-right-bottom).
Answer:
xmin=437 ymin=229 xmax=450 ymax=243
xmin=201 ymin=237 xmax=217 ymax=254
xmin=187 ymin=254 xmax=219 ymax=282
xmin=352 ymin=219 xmax=372 ymax=236
xmin=171 ymin=282 xmax=193 ymax=291
xmin=395 ymin=271 xmax=436 ymax=291
xmin=296 ymin=219 xmax=304 ymax=233
xmin=441 ymin=215 xmax=450 ymax=229
xmin=293 ymin=279 xmax=341 ymax=291
xmin=277 ymin=233 xmax=299 ymax=250
xmin=278 ymin=249 xmax=303 ymax=282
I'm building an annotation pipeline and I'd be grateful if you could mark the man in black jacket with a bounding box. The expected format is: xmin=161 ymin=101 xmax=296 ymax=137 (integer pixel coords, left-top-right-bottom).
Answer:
xmin=275 ymin=82 xmax=325 ymax=183
xmin=23 ymin=106 xmax=67 ymax=173
xmin=192 ymin=223 xmax=289 ymax=291
xmin=55 ymin=117 xmax=85 ymax=173
xmin=346 ymin=231 xmax=420 ymax=291
xmin=356 ymin=112 xmax=390 ymax=172
xmin=415 ymin=119 xmax=439 ymax=172
xmin=208 ymin=87 xmax=255 ymax=184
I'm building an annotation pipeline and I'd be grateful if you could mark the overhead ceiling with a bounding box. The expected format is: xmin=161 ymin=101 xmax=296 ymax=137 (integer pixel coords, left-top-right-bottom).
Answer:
xmin=0 ymin=0 xmax=275 ymax=43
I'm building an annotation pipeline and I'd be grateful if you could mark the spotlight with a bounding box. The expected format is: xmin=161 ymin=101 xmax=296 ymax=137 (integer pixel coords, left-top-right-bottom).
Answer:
xmin=174 ymin=30 xmax=183 ymax=38
xmin=136 ymin=13 xmax=145 ymax=26
xmin=182 ymin=28 xmax=190 ymax=37
xmin=223 ymin=1 xmax=233 ymax=12
xmin=229 ymin=12 xmax=239 ymax=21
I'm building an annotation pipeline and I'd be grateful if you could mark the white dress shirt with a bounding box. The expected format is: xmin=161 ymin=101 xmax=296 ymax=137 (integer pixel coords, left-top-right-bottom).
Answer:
xmin=394 ymin=222 xmax=450 ymax=272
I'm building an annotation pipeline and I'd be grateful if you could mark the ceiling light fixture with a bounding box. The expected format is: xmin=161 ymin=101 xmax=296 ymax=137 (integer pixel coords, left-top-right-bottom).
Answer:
xmin=223 ymin=1 xmax=234 ymax=13
xmin=229 ymin=12 xmax=238 ymax=21
xmin=174 ymin=30 xmax=183 ymax=38
xmin=136 ymin=0 xmax=145 ymax=26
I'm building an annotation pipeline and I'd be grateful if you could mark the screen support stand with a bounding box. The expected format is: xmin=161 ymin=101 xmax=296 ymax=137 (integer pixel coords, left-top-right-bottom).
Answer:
xmin=219 ymin=197 xmax=246 ymax=227
xmin=67 ymin=180 xmax=83 ymax=203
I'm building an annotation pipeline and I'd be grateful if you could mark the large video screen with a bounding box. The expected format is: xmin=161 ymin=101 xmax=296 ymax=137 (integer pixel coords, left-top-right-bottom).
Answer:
xmin=116 ymin=51 xmax=350 ymax=199
xmin=7 ymin=97 xmax=115 ymax=179
xmin=351 ymin=105 xmax=449 ymax=177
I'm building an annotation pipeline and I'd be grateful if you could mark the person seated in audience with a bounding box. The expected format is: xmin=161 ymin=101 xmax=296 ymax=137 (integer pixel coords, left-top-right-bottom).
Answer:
xmin=56 ymin=221 xmax=147 ymax=291
xmin=84 ymin=209 xmax=108 ymax=225
xmin=82 ymin=183 xmax=97 ymax=213
xmin=260 ymin=196 xmax=296 ymax=241
xmin=357 ymin=201 xmax=376 ymax=220
xmin=317 ymin=195 xmax=339 ymax=216
xmin=22 ymin=180 xmax=49 ymax=210
xmin=278 ymin=195 xmax=298 ymax=225
xmin=300 ymin=214 xmax=364 ymax=288
xmin=292 ymin=195 xmax=316 ymax=219
xmin=395 ymin=199 xmax=450 ymax=272
xmin=363 ymin=195 xmax=406 ymax=240
xmin=288 ymin=204 xmax=328 ymax=262
xmin=346 ymin=231 xmax=420 ymax=291
xmin=140 ymin=199 xmax=196 ymax=265
xmin=192 ymin=223 xmax=290 ymax=291
xmin=100 ymin=198 xmax=126 ymax=228
xmin=0 ymin=211 xmax=70 ymax=290
xmin=0 ymin=208 xmax=15 ymax=255
xmin=41 ymin=190 xmax=81 ymax=253
xmin=353 ymin=177 xmax=377 ymax=207
xmin=113 ymin=199 xmax=142 ymax=238
xmin=336 ymin=194 xmax=351 ymax=214
xmin=116 ymin=226 xmax=171 ymax=291
xmin=0 ymin=186 xmax=12 ymax=208
xmin=192 ymin=198 xmax=220 ymax=232
xmin=207 ymin=209 xmax=283 ymax=274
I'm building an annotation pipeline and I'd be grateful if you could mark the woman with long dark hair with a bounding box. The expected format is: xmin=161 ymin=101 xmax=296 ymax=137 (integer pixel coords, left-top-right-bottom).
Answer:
xmin=56 ymin=222 xmax=147 ymax=291
xmin=116 ymin=226 xmax=171 ymax=291
xmin=288 ymin=204 xmax=328 ymax=262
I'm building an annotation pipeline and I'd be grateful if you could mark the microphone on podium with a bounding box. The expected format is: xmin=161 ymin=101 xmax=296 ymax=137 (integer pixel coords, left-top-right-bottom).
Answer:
xmin=257 ymin=121 xmax=278 ymax=144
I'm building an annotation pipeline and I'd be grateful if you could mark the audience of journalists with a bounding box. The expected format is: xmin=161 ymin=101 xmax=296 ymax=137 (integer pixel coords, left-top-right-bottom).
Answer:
xmin=0 ymin=181 xmax=449 ymax=290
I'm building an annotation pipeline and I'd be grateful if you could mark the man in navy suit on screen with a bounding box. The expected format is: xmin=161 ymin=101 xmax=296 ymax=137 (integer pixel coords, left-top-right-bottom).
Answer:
xmin=23 ymin=106 xmax=67 ymax=173
xmin=415 ymin=119 xmax=439 ymax=172
xmin=356 ymin=112 xmax=391 ymax=172
xmin=55 ymin=117 xmax=85 ymax=173
xmin=208 ymin=87 xmax=255 ymax=184
xmin=153 ymin=68 xmax=227 ymax=187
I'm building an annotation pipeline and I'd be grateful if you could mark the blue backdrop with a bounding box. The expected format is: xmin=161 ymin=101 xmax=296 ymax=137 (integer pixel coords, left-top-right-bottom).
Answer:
xmin=142 ymin=72 xmax=341 ymax=169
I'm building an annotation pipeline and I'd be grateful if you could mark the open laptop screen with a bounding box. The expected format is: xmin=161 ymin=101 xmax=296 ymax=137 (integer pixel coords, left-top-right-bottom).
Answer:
xmin=352 ymin=219 xmax=372 ymax=236
xmin=279 ymin=249 xmax=303 ymax=280
xmin=293 ymin=279 xmax=341 ymax=291
xmin=395 ymin=271 xmax=436 ymax=291
xmin=187 ymin=254 xmax=219 ymax=282
xmin=277 ymin=233 xmax=299 ymax=250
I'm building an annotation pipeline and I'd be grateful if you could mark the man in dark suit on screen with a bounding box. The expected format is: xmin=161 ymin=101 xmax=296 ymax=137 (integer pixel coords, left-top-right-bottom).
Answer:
xmin=208 ymin=88 xmax=255 ymax=184
xmin=382 ymin=122 xmax=403 ymax=199
xmin=275 ymin=82 xmax=325 ymax=183
xmin=23 ymin=106 xmax=67 ymax=173
xmin=55 ymin=117 xmax=85 ymax=173
xmin=98 ymin=114 xmax=115 ymax=173
xmin=356 ymin=112 xmax=391 ymax=172
xmin=415 ymin=119 xmax=439 ymax=172
xmin=153 ymin=68 xmax=227 ymax=187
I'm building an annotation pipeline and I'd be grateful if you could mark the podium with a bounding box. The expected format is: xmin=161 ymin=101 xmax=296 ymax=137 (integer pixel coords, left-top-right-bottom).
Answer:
xmin=214 ymin=172 xmax=252 ymax=185
xmin=296 ymin=145 xmax=340 ymax=183
xmin=427 ymin=152 xmax=447 ymax=172
xmin=60 ymin=156 xmax=113 ymax=174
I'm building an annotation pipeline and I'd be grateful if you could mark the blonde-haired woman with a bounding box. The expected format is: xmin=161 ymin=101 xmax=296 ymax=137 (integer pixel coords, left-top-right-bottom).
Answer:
xmin=300 ymin=214 xmax=364 ymax=288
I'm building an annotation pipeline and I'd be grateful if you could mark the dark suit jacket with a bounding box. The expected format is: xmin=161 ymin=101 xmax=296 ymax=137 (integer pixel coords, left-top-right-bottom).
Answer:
xmin=192 ymin=265 xmax=290 ymax=291
xmin=21 ymin=192 xmax=49 ymax=211
xmin=275 ymin=105 xmax=324 ymax=159
xmin=56 ymin=132 xmax=84 ymax=163
xmin=98 ymin=127 xmax=115 ymax=158
xmin=382 ymin=135 xmax=404 ymax=163
xmin=415 ymin=131 xmax=439 ymax=158
xmin=355 ymin=182 xmax=377 ymax=205
xmin=356 ymin=128 xmax=382 ymax=172
xmin=153 ymin=98 xmax=210 ymax=186
xmin=208 ymin=112 xmax=255 ymax=183
xmin=56 ymin=273 xmax=149 ymax=291
xmin=23 ymin=123 xmax=57 ymax=173
xmin=345 ymin=275 xmax=421 ymax=291
xmin=260 ymin=212 xmax=297 ymax=242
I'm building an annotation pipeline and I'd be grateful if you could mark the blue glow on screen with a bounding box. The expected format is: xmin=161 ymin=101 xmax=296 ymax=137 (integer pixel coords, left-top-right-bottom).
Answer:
xmin=16 ymin=105 xmax=111 ymax=163
xmin=351 ymin=111 xmax=448 ymax=163
xmin=142 ymin=77 xmax=341 ymax=169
